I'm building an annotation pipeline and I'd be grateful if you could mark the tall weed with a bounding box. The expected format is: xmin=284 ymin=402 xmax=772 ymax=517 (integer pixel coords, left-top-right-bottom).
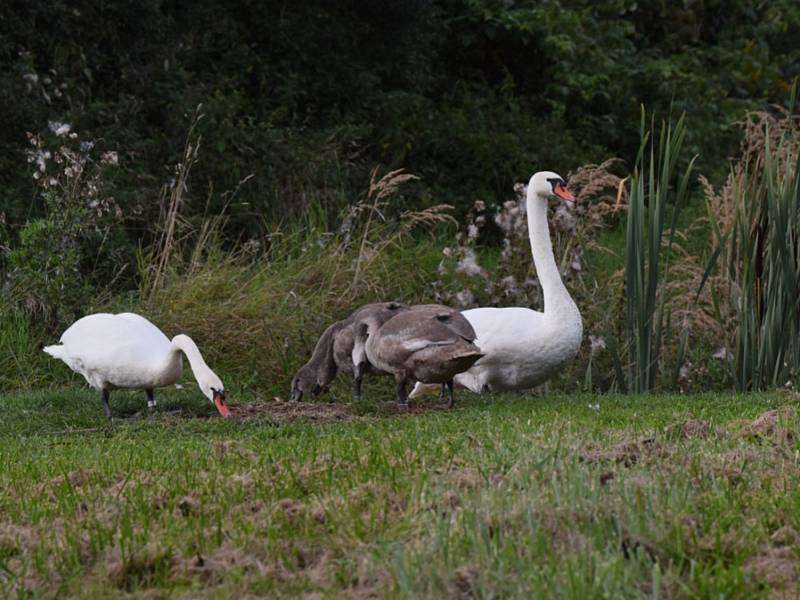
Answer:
xmin=5 ymin=121 xmax=129 ymax=329
xmin=701 ymin=106 xmax=800 ymax=390
xmin=615 ymin=111 xmax=696 ymax=393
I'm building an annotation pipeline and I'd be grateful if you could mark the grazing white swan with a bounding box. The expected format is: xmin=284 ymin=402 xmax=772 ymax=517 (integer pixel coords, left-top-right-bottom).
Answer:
xmin=411 ymin=171 xmax=582 ymax=397
xmin=43 ymin=313 xmax=230 ymax=419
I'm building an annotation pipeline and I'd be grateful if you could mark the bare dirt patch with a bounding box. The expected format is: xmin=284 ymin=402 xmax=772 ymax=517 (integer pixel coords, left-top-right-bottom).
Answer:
xmin=744 ymin=407 xmax=796 ymax=441
xmin=446 ymin=466 xmax=484 ymax=489
xmin=350 ymin=483 xmax=407 ymax=513
xmin=439 ymin=464 xmax=505 ymax=490
xmin=347 ymin=482 xmax=408 ymax=526
xmin=214 ymin=439 xmax=259 ymax=463
xmin=100 ymin=542 xmax=175 ymax=590
xmin=173 ymin=542 xmax=272 ymax=585
xmin=677 ymin=418 xmax=725 ymax=439
xmin=389 ymin=398 xmax=459 ymax=416
xmin=43 ymin=468 xmax=98 ymax=498
xmin=345 ymin=568 xmax=392 ymax=599
xmin=580 ymin=438 xmax=666 ymax=467
xmin=449 ymin=565 xmax=480 ymax=599
xmin=273 ymin=498 xmax=307 ymax=521
xmin=431 ymin=489 xmax=462 ymax=514
xmin=177 ymin=494 xmax=200 ymax=517
xmin=745 ymin=546 xmax=798 ymax=599
xmin=0 ymin=522 xmax=40 ymax=556
xmin=771 ymin=526 xmax=799 ymax=547
xmin=226 ymin=472 xmax=257 ymax=495
xmin=234 ymin=400 xmax=361 ymax=423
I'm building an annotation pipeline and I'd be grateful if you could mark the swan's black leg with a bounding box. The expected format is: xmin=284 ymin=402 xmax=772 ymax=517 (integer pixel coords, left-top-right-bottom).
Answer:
xmin=439 ymin=384 xmax=446 ymax=400
xmin=101 ymin=389 xmax=112 ymax=421
xmin=446 ymin=380 xmax=455 ymax=409
xmin=395 ymin=377 xmax=409 ymax=409
xmin=355 ymin=375 xmax=363 ymax=400
xmin=146 ymin=389 xmax=156 ymax=417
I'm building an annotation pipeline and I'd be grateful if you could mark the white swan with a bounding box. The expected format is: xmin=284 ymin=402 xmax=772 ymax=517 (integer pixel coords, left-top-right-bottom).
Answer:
xmin=411 ymin=171 xmax=582 ymax=397
xmin=44 ymin=312 xmax=230 ymax=419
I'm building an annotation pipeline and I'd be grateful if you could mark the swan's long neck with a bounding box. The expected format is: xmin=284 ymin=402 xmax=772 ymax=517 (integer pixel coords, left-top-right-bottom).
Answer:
xmin=526 ymin=186 xmax=575 ymax=316
xmin=309 ymin=321 xmax=342 ymax=386
xmin=170 ymin=334 xmax=214 ymax=385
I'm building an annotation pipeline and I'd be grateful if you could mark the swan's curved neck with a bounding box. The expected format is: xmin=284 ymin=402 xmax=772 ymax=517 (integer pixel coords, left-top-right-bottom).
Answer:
xmin=309 ymin=322 xmax=342 ymax=385
xmin=526 ymin=186 xmax=573 ymax=314
xmin=170 ymin=334 xmax=214 ymax=383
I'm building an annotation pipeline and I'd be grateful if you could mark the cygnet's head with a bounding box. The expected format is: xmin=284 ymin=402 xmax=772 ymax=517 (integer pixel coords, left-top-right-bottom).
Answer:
xmin=290 ymin=365 xmax=322 ymax=402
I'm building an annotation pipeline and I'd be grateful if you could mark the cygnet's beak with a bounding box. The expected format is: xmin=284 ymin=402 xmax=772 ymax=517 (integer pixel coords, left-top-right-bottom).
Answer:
xmin=353 ymin=361 xmax=368 ymax=381
xmin=553 ymin=182 xmax=576 ymax=202
xmin=291 ymin=386 xmax=303 ymax=402
xmin=212 ymin=389 xmax=231 ymax=417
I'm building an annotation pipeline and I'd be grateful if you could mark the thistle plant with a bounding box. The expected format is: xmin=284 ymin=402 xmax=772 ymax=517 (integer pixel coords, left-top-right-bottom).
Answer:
xmin=6 ymin=121 xmax=126 ymax=327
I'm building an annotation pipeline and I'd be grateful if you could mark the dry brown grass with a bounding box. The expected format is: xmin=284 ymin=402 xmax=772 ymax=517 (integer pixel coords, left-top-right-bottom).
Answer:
xmin=137 ymin=164 xmax=450 ymax=396
xmin=696 ymin=107 xmax=800 ymax=383
xmin=346 ymin=167 xmax=453 ymax=295
xmin=147 ymin=106 xmax=205 ymax=299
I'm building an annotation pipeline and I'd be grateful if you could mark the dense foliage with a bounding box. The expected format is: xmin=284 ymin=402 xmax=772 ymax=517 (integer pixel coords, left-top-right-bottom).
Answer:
xmin=2 ymin=1 xmax=798 ymax=232
xmin=1 ymin=0 xmax=799 ymax=394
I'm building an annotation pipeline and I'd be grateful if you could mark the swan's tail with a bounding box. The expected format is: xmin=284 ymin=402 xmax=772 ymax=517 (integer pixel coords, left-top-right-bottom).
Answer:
xmin=445 ymin=350 xmax=484 ymax=372
xmin=43 ymin=344 xmax=67 ymax=360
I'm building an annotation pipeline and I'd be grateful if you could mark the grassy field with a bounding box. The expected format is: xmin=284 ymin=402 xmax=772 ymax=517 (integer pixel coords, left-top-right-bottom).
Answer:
xmin=1 ymin=388 xmax=798 ymax=598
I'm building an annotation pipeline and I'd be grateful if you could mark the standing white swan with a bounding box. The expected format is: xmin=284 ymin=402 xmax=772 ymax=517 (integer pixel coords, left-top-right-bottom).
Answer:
xmin=411 ymin=171 xmax=582 ymax=397
xmin=44 ymin=313 xmax=230 ymax=419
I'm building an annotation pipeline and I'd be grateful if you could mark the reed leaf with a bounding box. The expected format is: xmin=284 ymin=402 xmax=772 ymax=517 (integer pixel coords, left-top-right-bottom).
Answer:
xmin=619 ymin=109 xmax=695 ymax=393
xmin=702 ymin=105 xmax=800 ymax=390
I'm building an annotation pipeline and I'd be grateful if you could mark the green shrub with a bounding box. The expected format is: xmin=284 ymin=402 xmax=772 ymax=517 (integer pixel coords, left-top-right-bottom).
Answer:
xmin=5 ymin=127 xmax=132 ymax=329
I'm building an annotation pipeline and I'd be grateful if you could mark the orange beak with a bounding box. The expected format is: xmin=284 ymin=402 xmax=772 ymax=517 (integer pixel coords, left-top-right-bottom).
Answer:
xmin=553 ymin=182 xmax=576 ymax=202
xmin=213 ymin=390 xmax=231 ymax=417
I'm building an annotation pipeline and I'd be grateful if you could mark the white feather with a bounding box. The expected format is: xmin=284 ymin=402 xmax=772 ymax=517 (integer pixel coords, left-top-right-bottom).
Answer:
xmin=411 ymin=171 xmax=582 ymax=397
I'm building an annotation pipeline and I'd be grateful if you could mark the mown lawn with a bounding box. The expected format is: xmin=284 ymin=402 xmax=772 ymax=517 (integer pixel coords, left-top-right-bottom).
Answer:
xmin=0 ymin=388 xmax=798 ymax=598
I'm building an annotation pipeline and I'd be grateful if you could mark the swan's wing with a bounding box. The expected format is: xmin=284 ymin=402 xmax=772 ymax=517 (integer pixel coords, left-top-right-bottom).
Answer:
xmin=461 ymin=307 xmax=544 ymax=356
xmin=437 ymin=313 xmax=477 ymax=342
xmin=402 ymin=339 xmax=454 ymax=352
xmin=115 ymin=313 xmax=172 ymax=344
xmin=59 ymin=313 xmax=171 ymax=369
xmin=332 ymin=321 xmax=356 ymax=371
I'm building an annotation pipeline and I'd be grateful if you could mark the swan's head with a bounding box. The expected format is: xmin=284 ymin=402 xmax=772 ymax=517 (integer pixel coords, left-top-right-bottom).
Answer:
xmin=529 ymin=171 xmax=575 ymax=202
xmin=200 ymin=373 xmax=230 ymax=417
xmin=290 ymin=365 xmax=322 ymax=402
xmin=170 ymin=334 xmax=230 ymax=417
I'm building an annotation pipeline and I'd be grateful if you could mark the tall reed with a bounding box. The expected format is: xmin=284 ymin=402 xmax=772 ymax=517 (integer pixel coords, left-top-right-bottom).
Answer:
xmin=616 ymin=110 xmax=696 ymax=393
xmin=702 ymin=107 xmax=800 ymax=390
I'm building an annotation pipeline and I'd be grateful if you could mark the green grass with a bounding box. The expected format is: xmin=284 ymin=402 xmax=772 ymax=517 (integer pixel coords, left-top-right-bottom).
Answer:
xmin=1 ymin=388 xmax=798 ymax=598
